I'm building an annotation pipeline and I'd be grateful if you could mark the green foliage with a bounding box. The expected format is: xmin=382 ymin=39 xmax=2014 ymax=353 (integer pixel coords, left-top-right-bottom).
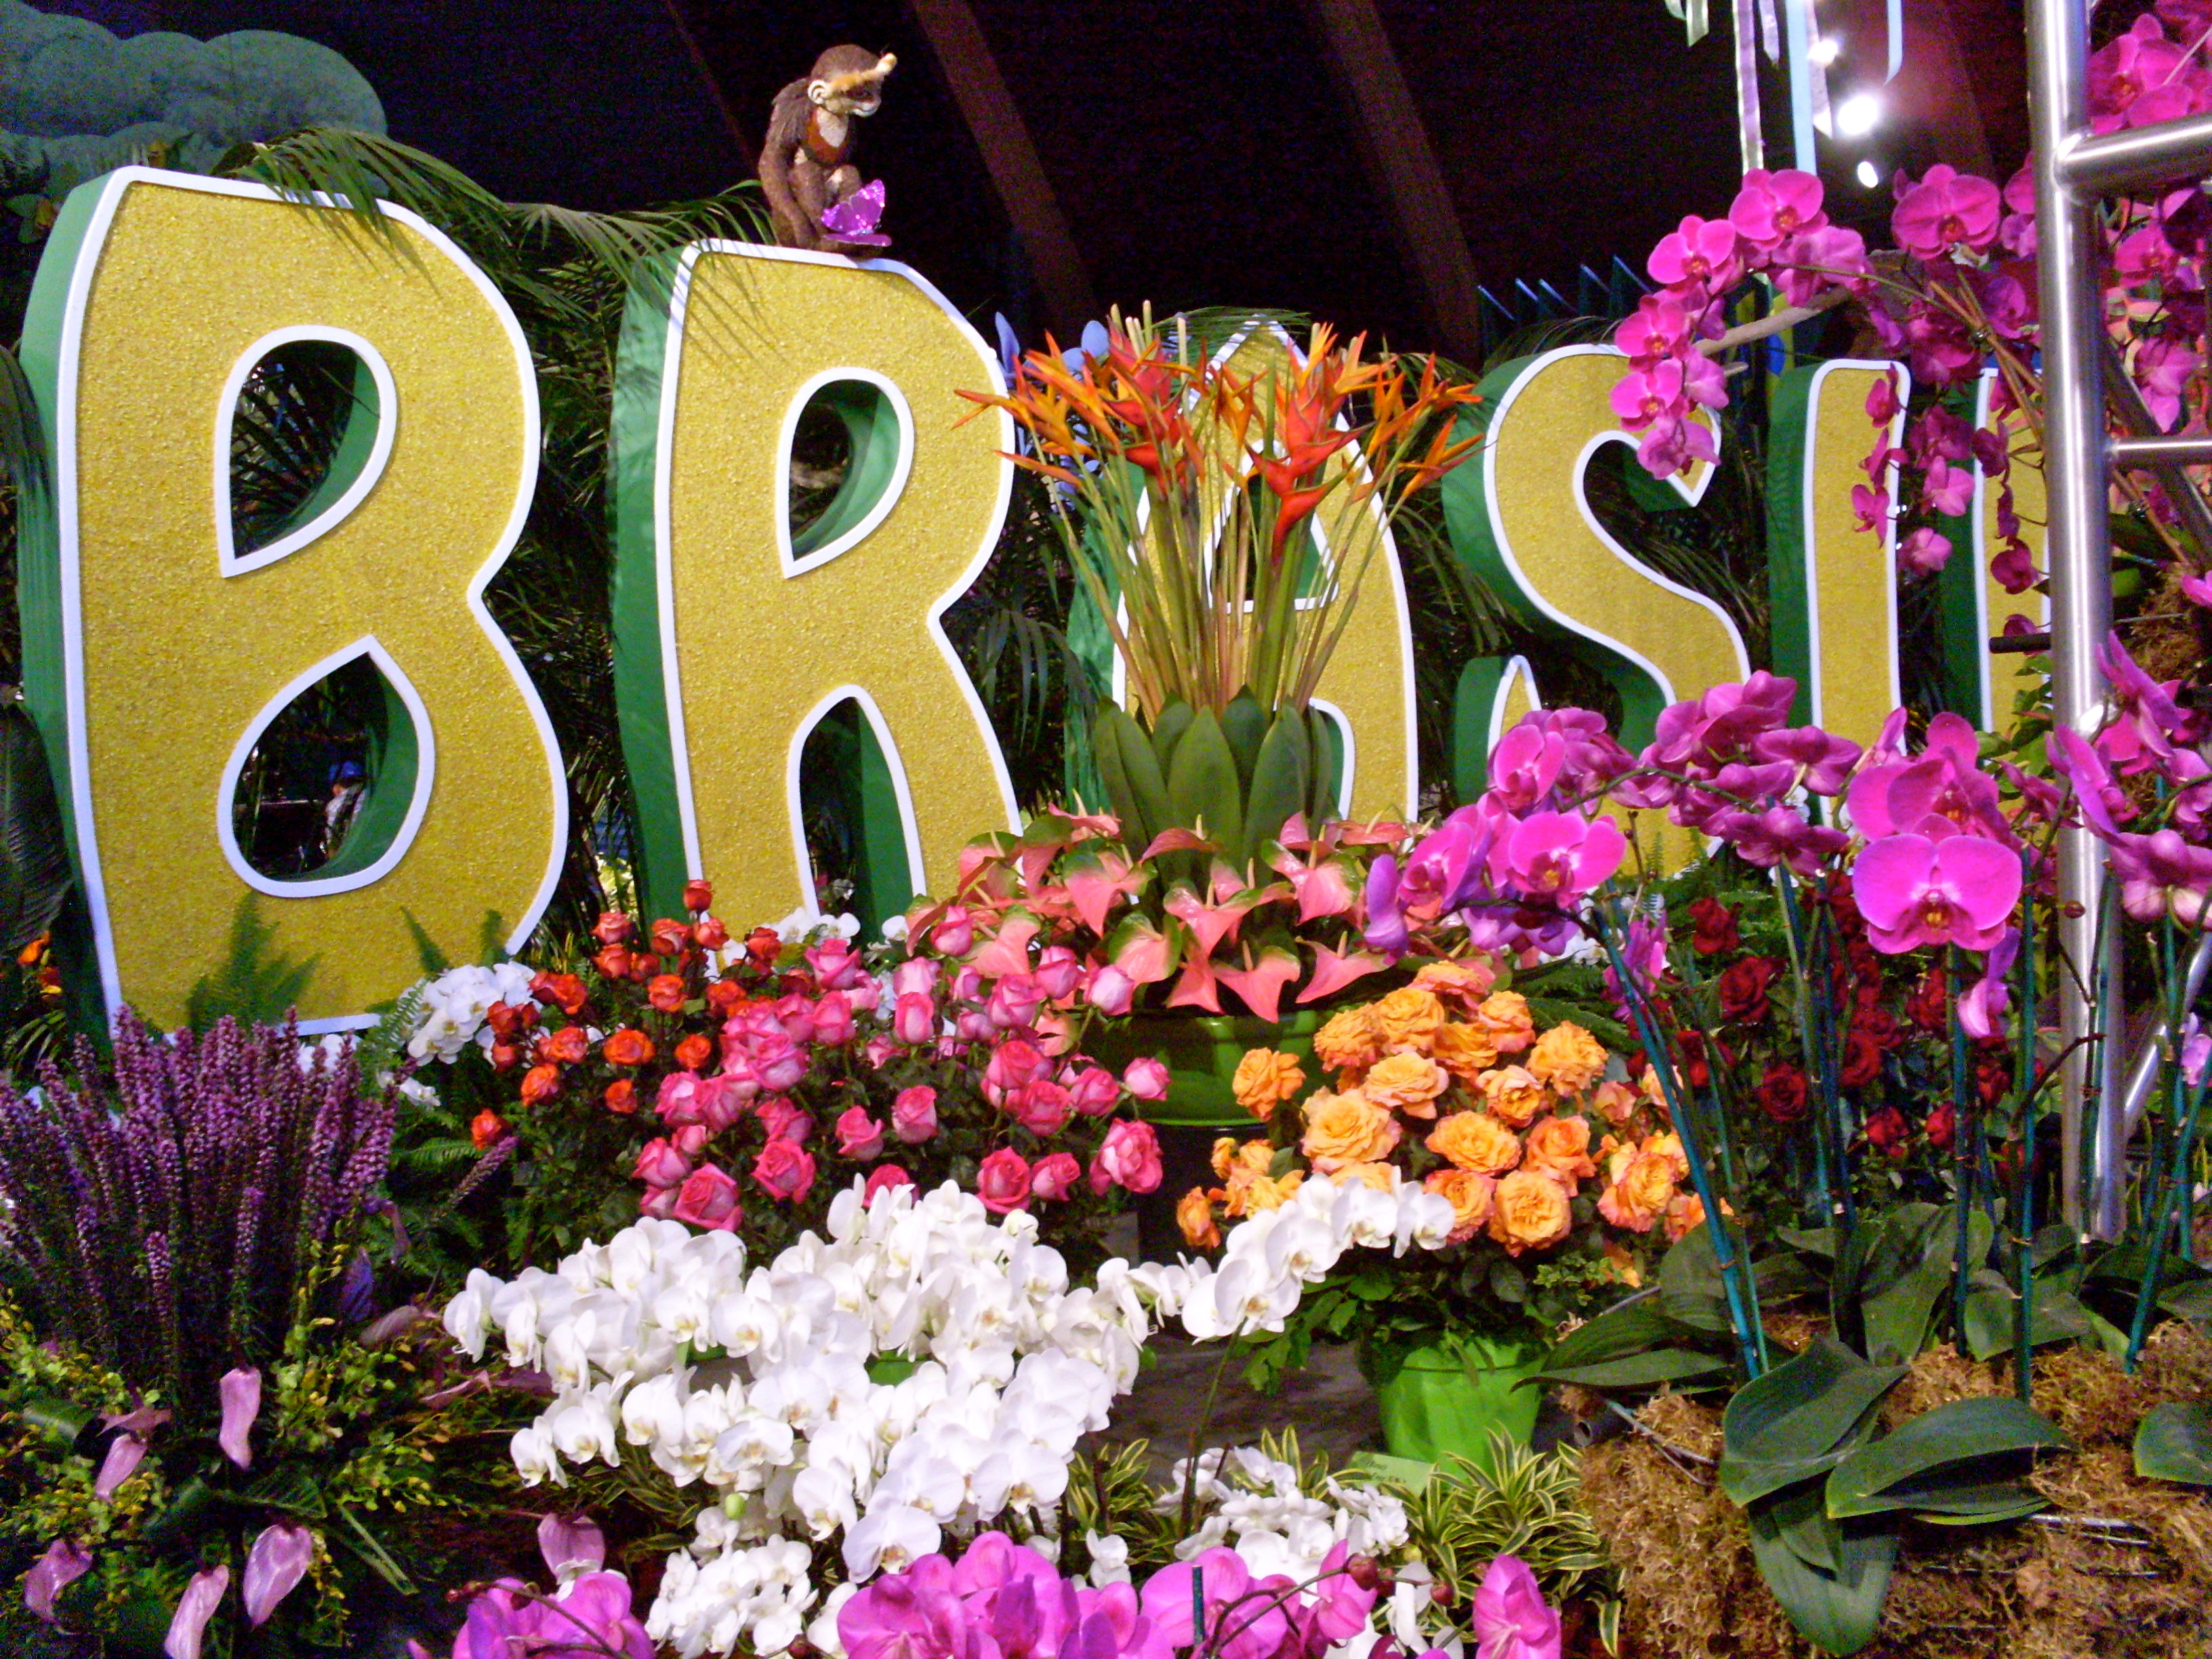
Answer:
xmin=1391 ymin=1433 xmax=1622 ymax=1650
xmin=2133 ymin=1401 xmax=2212 ymax=1485
xmin=0 ymin=701 xmax=67 ymax=958
xmin=184 ymin=893 xmax=319 ymax=1029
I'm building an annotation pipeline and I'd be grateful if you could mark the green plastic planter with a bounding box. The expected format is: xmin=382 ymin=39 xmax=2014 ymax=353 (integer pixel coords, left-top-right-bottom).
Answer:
xmin=1367 ymin=1329 xmax=1548 ymax=1473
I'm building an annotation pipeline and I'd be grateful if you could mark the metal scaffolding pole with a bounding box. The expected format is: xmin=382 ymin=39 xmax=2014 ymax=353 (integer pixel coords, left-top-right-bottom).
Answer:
xmin=2028 ymin=0 xmax=2212 ymax=1235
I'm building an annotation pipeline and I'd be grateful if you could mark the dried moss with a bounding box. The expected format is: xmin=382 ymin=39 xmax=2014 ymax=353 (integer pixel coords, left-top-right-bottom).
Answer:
xmin=1577 ymin=1325 xmax=2212 ymax=1658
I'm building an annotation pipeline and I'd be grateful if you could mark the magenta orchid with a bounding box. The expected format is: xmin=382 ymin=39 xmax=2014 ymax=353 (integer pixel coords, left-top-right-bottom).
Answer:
xmin=1469 ymin=1554 xmax=1562 ymax=1659
xmin=1850 ymin=834 xmax=2022 ymax=955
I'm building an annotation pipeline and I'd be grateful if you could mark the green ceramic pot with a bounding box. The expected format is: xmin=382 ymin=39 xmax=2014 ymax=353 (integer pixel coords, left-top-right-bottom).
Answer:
xmin=1085 ymin=1010 xmax=1321 ymax=1258
xmin=1366 ymin=1329 xmax=1548 ymax=1473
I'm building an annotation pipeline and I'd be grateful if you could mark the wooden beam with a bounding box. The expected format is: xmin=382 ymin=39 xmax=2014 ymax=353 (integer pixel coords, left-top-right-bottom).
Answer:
xmin=901 ymin=0 xmax=1099 ymax=335
xmin=1296 ymin=0 xmax=1486 ymax=363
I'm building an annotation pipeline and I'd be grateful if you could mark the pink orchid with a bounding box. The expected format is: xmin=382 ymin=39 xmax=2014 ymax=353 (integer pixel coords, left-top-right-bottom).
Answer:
xmin=1899 ymin=527 xmax=1954 ymax=574
xmin=1648 ymin=213 xmax=1744 ymax=291
xmin=1852 ymin=482 xmax=1891 ymax=532
xmin=218 ymin=1368 xmax=260 ymax=1469
xmin=1851 ymin=833 xmax=2022 ymax=953
xmin=1634 ymin=409 xmax=1719 ymax=476
xmin=1865 ymin=369 xmax=1902 ymax=424
xmin=537 ymin=1512 xmax=607 ymax=1580
xmin=1216 ymin=947 xmax=1304 ymax=1023
xmin=1728 ymin=168 xmax=1826 ymax=247
xmin=243 ymin=1522 xmax=315 ymax=1627
xmin=1492 ymin=811 xmax=1628 ymax=905
xmin=2109 ymin=828 xmax=2212 ymax=925
xmin=1750 ymin=726 xmax=1863 ymax=795
xmin=2182 ymin=1015 xmax=2211 ymax=1087
xmin=1893 ymin=164 xmax=2003 ymax=260
xmin=1470 ymin=1555 xmax=1561 ymax=1659
xmin=1957 ymin=928 xmax=2020 ymax=1042
xmin=1991 ymin=539 xmax=2041 ymax=592
xmin=2089 ymin=15 xmax=2195 ymax=132
xmin=1616 ymin=291 xmax=1719 ymax=362
xmin=164 ymin=1565 xmax=229 ymax=1659
xmin=1923 ymin=457 xmax=1973 ymax=516
xmin=24 ymin=1538 xmax=90 ymax=1624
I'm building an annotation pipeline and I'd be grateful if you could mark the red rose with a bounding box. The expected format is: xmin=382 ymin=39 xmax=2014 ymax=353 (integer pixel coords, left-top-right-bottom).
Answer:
xmin=1851 ymin=1006 xmax=1904 ymax=1052
xmin=751 ymin=1138 xmax=817 ymax=1204
xmin=746 ymin=927 xmax=782 ymax=967
xmin=1907 ymin=967 xmax=1950 ymax=1034
xmin=592 ymin=945 xmax=631 ymax=981
xmin=651 ymin=919 xmax=691 ymax=960
xmin=674 ymin=1033 xmax=713 ymax=1071
xmin=1689 ymin=897 xmax=1740 ymax=956
xmin=1864 ymin=1105 xmax=1910 ymax=1158
xmin=519 ymin=1064 xmax=561 ymax=1107
xmin=706 ymin=980 xmax=747 ymax=1017
xmin=531 ymin=972 xmax=588 ymax=1017
xmin=626 ymin=952 xmax=661 ymax=985
xmin=593 ymin=911 xmax=635 ymax=946
xmin=486 ymin=1000 xmax=537 ymax=1040
xmin=976 ymin=1148 xmax=1033 ymax=1214
xmin=682 ymin=878 xmax=714 ymax=914
xmin=603 ymin=1029 xmax=656 ymax=1067
xmin=542 ymin=1025 xmax=590 ymax=1065
xmin=1717 ymin=957 xmax=1778 ymax=1024
xmin=604 ymin=1079 xmax=637 ymax=1115
xmin=1975 ymin=1058 xmax=2012 ymax=1106
xmin=1924 ymin=1103 xmax=1956 ymax=1150
xmin=470 ymin=1109 xmax=508 ymax=1149
xmin=695 ymin=917 xmax=730 ymax=951
xmin=488 ymin=1042 xmax=520 ymax=1073
xmin=648 ymin=974 xmax=689 ymax=1014
xmin=1755 ymin=1065 xmax=1809 ymax=1123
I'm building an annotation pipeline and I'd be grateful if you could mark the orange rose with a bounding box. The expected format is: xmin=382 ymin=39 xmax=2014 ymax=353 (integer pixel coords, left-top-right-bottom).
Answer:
xmin=1475 ymin=990 xmax=1535 ymax=1054
xmin=682 ymin=878 xmax=715 ymax=914
xmin=1374 ymin=987 xmax=1447 ymax=1054
xmin=1522 ymin=1113 xmax=1599 ymax=1193
xmin=1425 ymin=1110 xmax=1523 ymax=1176
xmin=1596 ymin=1148 xmax=1677 ymax=1232
xmin=1488 ymin=1169 xmax=1574 ymax=1256
xmin=1590 ymin=1079 xmax=1639 ymax=1125
xmin=531 ymin=972 xmax=589 ymax=1016
xmin=1644 ymin=1131 xmax=1689 ymax=1181
xmin=1237 ymin=1170 xmax=1303 ymax=1212
xmin=1212 ymin=1135 xmax=1242 ymax=1180
xmin=1299 ymin=1088 xmax=1401 ymax=1172
xmin=1528 ymin=1021 xmax=1608 ymax=1096
xmin=1361 ymin=1051 xmax=1450 ymax=1118
xmin=1177 ymin=1188 xmax=1221 ymax=1249
xmin=1639 ymin=1063 xmax=1670 ymax=1112
xmin=648 ymin=973 xmax=689 ymax=1013
xmin=603 ymin=1028 xmax=656 ymax=1067
xmin=1665 ymin=1191 xmax=1706 ymax=1241
xmin=1479 ymin=1065 xmax=1549 ymax=1128
xmin=604 ymin=1078 xmax=637 ymax=1115
xmin=1425 ymin=1168 xmax=1497 ymax=1243
xmin=1314 ymin=1006 xmax=1382 ymax=1074
xmin=1232 ymin=1049 xmax=1307 ymax=1120
xmin=1431 ymin=1021 xmax=1500 ymax=1084
xmin=1412 ymin=958 xmax=1498 ymax=1015
xmin=1603 ymin=1239 xmax=1645 ymax=1288
xmin=592 ymin=945 xmax=631 ymax=981
xmin=518 ymin=1064 xmax=560 ymax=1107
xmin=542 ymin=1025 xmax=590 ymax=1065
xmin=1334 ymin=1161 xmax=1398 ymax=1191
xmin=674 ymin=1033 xmax=714 ymax=1071
xmin=470 ymin=1108 xmax=509 ymax=1149
xmin=706 ymin=979 xmax=747 ymax=1016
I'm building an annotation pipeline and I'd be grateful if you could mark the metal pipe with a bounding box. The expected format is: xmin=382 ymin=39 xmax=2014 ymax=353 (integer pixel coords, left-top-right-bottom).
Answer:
xmin=2028 ymin=0 xmax=2127 ymax=1237
xmin=2121 ymin=931 xmax=2212 ymax=1136
xmin=2100 ymin=335 xmax=2212 ymax=562
xmin=2055 ymin=108 xmax=2212 ymax=197
xmin=2111 ymin=433 xmax=2212 ymax=468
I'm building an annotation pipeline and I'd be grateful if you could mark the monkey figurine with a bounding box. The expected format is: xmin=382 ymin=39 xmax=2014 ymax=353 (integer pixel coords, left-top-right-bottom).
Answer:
xmin=758 ymin=45 xmax=897 ymax=253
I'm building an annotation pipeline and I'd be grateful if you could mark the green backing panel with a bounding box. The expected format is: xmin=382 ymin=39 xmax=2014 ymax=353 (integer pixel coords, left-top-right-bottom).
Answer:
xmin=314 ymin=668 xmax=421 ymax=881
xmin=1761 ymin=363 xmax=1820 ymax=729
xmin=1931 ymin=389 xmax=1990 ymax=724
xmin=1451 ymin=655 xmax=1516 ymax=802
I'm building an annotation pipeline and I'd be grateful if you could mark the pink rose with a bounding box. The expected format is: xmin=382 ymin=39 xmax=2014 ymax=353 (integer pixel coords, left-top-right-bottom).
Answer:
xmin=1065 ymin=1065 xmax=1120 ymax=1116
xmin=1089 ymin=1120 xmax=1163 ymax=1195
xmin=806 ymin=935 xmax=867 ymax=989
xmin=1034 ymin=946 xmax=1083 ymax=1000
xmin=892 ymin=958 xmax=939 ymax=1000
xmin=983 ymin=1039 xmax=1045 ymax=1103
xmin=1084 ymin=964 xmax=1134 ymax=1017
xmin=836 ymin=1105 xmax=886 ymax=1160
xmin=671 ymin=1162 xmax=742 ymax=1231
xmin=638 ymin=1185 xmax=680 ymax=1219
xmin=985 ymin=973 xmax=1043 ymax=1030
xmin=892 ymin=1085 xmax=940 ymax=1143
xmin=1030 ymin=1151 xmax=1081 ymax=1202
xmin=976 ymin=1148 xmax=1033 ymax=1213
xmin=632 ymin=1136 xmax=692 ymax=1187
xmin=1122 ymin=1057 xmax=1170 ymax=1101
xmin=672 ymin=1123 xmax=708 ymax=1159
xmin=863 ymin=1164 xmax=915 ymax=1204
xmin=773 ymin=991 xmax=819 ymax=1044
xmin=812 ymin=990 xmax=855 ymax=1046
xmin=865 ymin=1035 xmax=899 ymax=1068
xmin=1010 ymin=1078 xmax=1072 ymax=1136
xmin=655 ymin=1070 xmax=705 ymax=1127
xmin=741 ymin=1031 xmax=808 ymax=1094
xmin=757 ymin=1098 xmax=813 ymax=1144
xmin=751 ymin=1138 xmax=817 ymax=1205
xmin=894 ymin=993 xmax=937 ymax=1045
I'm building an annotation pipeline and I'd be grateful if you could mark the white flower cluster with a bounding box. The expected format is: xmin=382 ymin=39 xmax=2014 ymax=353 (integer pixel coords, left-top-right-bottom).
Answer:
xmin=1141 ymin=1173 xmax=1457 ymax=1340
xmin=443 ymin=1181 xmax=1162 ymax=1658
xmin=1161 ymin=1443 xmax=1411 ymax=1583
xmin=405 ymin=960 xmax=537 ymax=1063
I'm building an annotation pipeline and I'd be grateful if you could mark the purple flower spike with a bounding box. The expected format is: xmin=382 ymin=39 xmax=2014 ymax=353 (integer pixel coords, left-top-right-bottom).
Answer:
xmin=1470 ymin=1553 xmax=1561 ymax=1659
xmin=218 ymin=1367 xmax=261 ymax=1469
xmin=24 ymin=1538 xmax=91 ymax=1624
xmin=163 ymin=1564 xmax=229 ymax=1659
xmin=93 ymin=1431 xmax=146 ymax=1498
xmin=537 ymin=1511 xmax=607 ymax=1580
xmin=243 ymin=1521 xmax=314 ymax=1627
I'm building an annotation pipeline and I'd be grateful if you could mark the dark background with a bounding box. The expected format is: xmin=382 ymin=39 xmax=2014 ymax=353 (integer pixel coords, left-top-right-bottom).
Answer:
xmin=37 ymin=0 xmax=2030 ymax=358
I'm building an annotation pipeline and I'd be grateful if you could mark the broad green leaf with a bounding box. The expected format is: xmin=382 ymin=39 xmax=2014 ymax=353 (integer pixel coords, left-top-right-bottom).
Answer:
xmin=2135 ymin=1402 xmax=2212 ymax=1486
xmin=1658 ymin=1222 xmax=1734 ymax=1332
xmin=1826 ymin=1397 xmax=2070 ymax=1520
xmin=1780 ymin=1225 xmax=1839 ymax=1261
xmin=1896 ymin=1479 xmax=2046 ymax=1524
xmin=1219 ymin=691 xmax=1268 ymax=791
xmin=1746 ymin=1485 xmax=1897 ymax=1654
xmin=2159 ymin=1278 xmax=2212 ymax=1325
xmin=1756 ymin=1253 xmax=1825 ymax=1304
xmin=1721 ymin=1338 xmax=1904 ymax=1505
xmin=1164 ymin=708 xmax=1244 ymax=858
xmin=1094 ymin=704 xmax=1170 ymax=849
xmin=1243 ymin=712 xmax=1312 ymax=862
xmin=1961 ymin=1286 xmax=2095 ymax=1361
xmin=1148 ymin=700 xmax=1196 ymax=775
xmin=1528 ymin=1349 xmax=1729 ymax=1391
xmin=1540 ymin=1298 xmax=1703 ymax=1373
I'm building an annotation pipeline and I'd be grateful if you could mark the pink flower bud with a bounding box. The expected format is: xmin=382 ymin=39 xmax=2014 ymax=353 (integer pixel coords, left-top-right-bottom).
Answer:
xmin=893 ymin=993 xmax=937 ymax=1045
xmin=218 ymin=1368 xmax=260 ymax=1469
xmin=864 ymin=1164 xmax=915 ymax=1204
xmin=891 ymin=958 xmax=939 ymax=1000
xmin=536 ymin=1511 xmax=607 ymax=1580
xmin=1084 ymin=963 xmax=1135 ymax=1016
xmin=632 ymin=1137 xmax=692 ymax=1188
xmin=1090 ymin=1120 xmax=1163 ymax=1195
xmin=976 ymin=1147 xmax=1033 ymax=1213
xmin=1033 ymin=946 xmax=1083 ymax=1002
xmin=94 ymin=1431 xmax=146 ymax=1498
xmin=243 ymin=1522 xmax=314 ymax=1627
xmin=1065 ymin=1065 xmax=1120 ymax=1116
xmin=1029 ymin=1152 xmax=1081 ymax=1202
xmin=1122 ymin=1057 xmax=1170 ymax=1101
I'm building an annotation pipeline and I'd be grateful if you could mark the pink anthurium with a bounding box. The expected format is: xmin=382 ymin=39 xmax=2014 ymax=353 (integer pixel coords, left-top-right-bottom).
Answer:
xmin=1296 ymin=942 xmax=1392 ymax=1004
xmin=1138 ymin=826 xmax=1218 ymax=859
xmin=970 ymin=913 xmax=1043 ymax=980
xmin=1851 ymin=832 xmax=2021 ymax=953
xmin=164 ymin=1565 xmax=229 ymax=1659
xmin=1288 ymin=856 xmax=1357 ymax=922
xmin=1216 ymin=947 xmax=1303 ymax=1023
xmin=218 ymin=1368 xmax=261 ymax=1469
xmin=1104 ymin=914 xmax=1179 ymax=985
xmin=24 ymin=1538 xmax=90 ymax=1624
xmin=1063 ymin=848 xmax=1145 ymax=935
xmin=243 ymin=1522 xmax=315 ymax=1626
xmin=1165 ymin=949 xmax=1223 ymax=1013
xmin=1162 ymin=883 xmax=1252 ymax=960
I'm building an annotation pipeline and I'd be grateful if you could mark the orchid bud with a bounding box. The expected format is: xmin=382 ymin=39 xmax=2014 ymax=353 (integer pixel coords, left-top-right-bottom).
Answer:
xmin=243 ymin=1522 xmax=314 ymax=1626
xmin=537 ymin=1511 xmax=607 ymax=1580
xmin=218 ymin=1368 xmax=260 ymax=1469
